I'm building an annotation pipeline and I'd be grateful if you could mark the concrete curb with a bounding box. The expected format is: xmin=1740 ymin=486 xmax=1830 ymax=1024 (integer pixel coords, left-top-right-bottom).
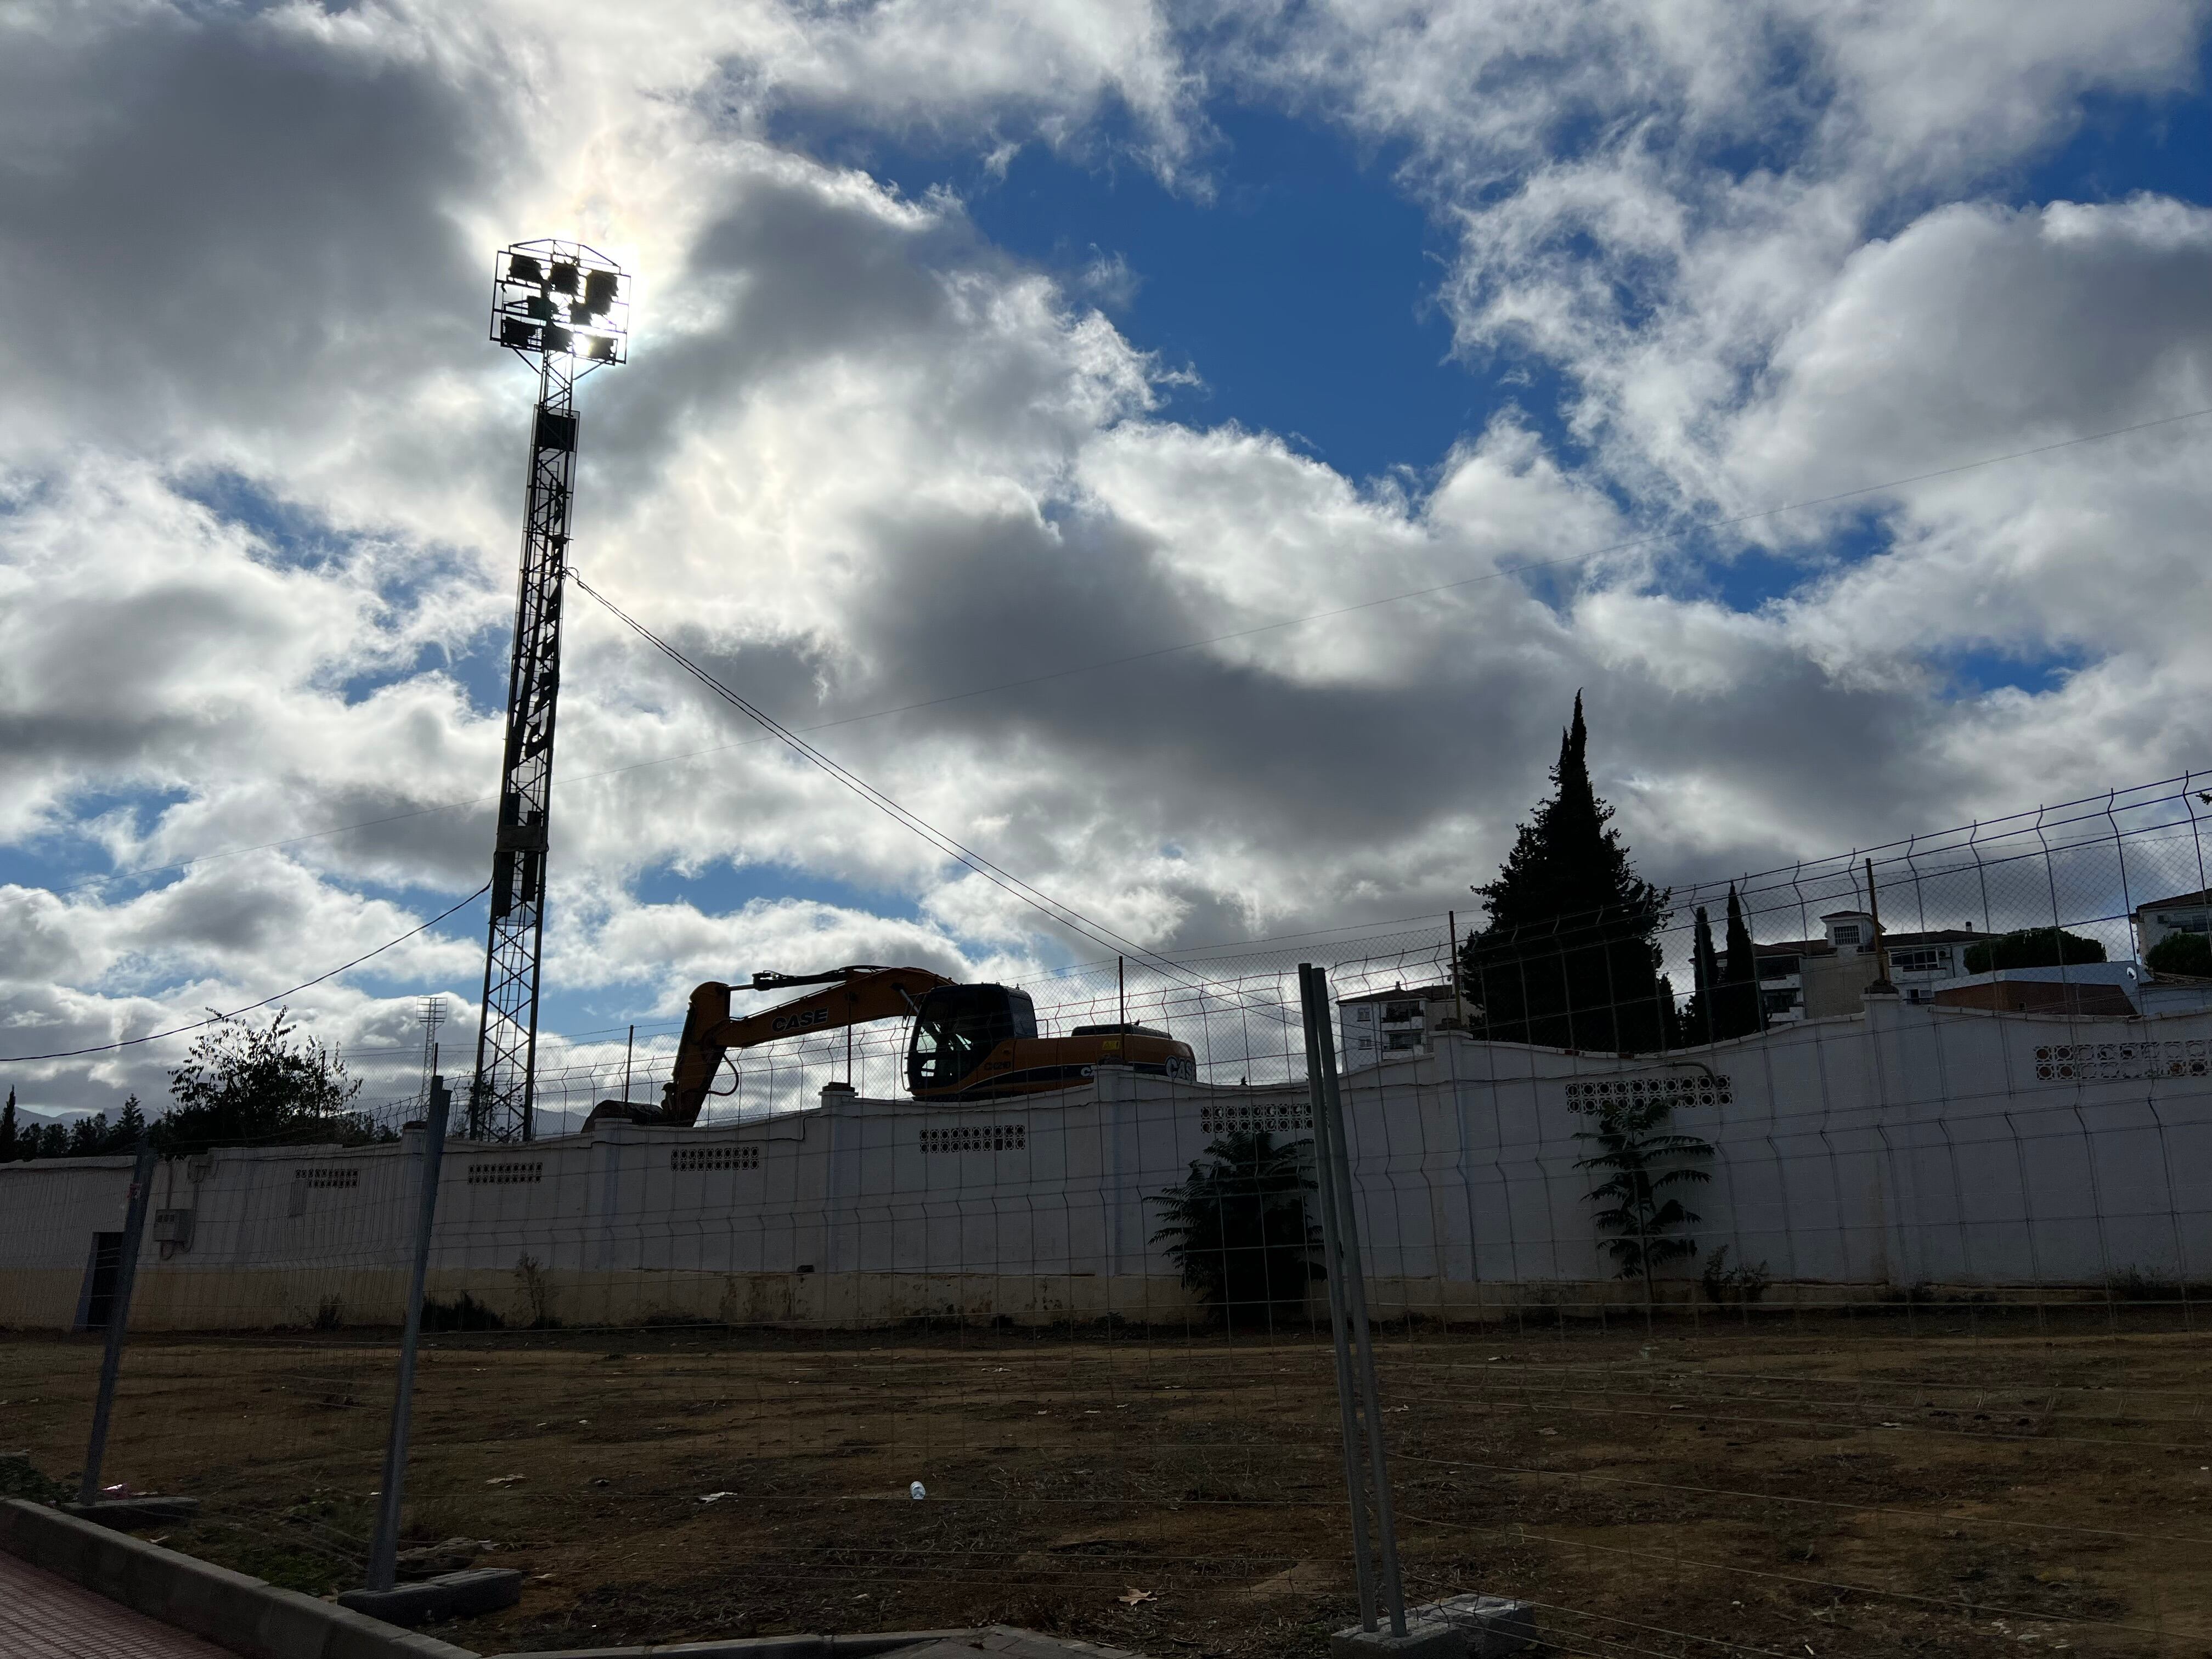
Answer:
xmin=337 ymin=1568 xmax=522 ymax=1627
xmin=499 ymin=1629 xmax=974 ymax=1658
xmin=0 ymin=1498 xmax=478 ymax=1659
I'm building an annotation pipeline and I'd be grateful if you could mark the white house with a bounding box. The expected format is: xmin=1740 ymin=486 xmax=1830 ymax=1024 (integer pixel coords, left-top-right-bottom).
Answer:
xmin=1756 ymin=910 xmax=1987 ymax=1020
xmin=1337 ymin=981 xmax=1463 ymax=1069
xmin=2135 ymin=889 xmax=2212 ymax=957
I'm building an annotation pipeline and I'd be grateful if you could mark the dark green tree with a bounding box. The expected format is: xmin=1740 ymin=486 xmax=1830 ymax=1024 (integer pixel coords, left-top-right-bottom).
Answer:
xmin=1679 ymin=906 xmax=1719 ymax=1044
xmin=33 ymin=1122 xmax=68 ymax=1159
xmin=1460 ymin=695 xmax=1673 ymax=1052
xmin=1714 ymin=884 xmax=1767 ymax=1040
xmin=2148 ymin=932 xmax=2212 ymax=977
xmin=1573 ymin=1092 xmax=1713 ymax=1297
xmin=1962 ymin=927 xmax=2106 ymax=974
xmin=157 ymin=1011 xmax=378 ymax=1152
xmin=1149 ymin=1130 xmax=1322 ymax=1331
xmin=66 ymin=1112 xmax=109 ymax=1156
xmin=104 ymin=1096 xmax=147 ymax=1153
xmin=0 ymin=1088 xmax=15 ymax=1161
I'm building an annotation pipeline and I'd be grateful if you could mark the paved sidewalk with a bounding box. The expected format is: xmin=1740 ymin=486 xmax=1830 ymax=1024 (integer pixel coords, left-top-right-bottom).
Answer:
xmin=0 ymin=1547 xmax=238 ymax=1658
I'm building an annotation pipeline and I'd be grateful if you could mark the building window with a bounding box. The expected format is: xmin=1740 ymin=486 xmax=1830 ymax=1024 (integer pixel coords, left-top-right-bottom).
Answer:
xmin=1832 ymin=924 xmax=1860 ymax=946
xmin=1891 ymin=947 xmax=1946 ymax=974
xmin=2157 ymin=911 xmax=2211 ymax=936
xmin=1758 ymin=956 xmax=1798 ymax=980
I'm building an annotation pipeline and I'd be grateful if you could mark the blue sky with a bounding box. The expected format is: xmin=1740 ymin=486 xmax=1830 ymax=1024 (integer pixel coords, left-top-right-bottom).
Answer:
xmin=487 ymin=63 xmax=2208 ymax=1046
xmin=9 ymin=5 xmax=2212 ymax=1116
xmin=796 ymin=103 xmax=1571 ymax=487
xmin=20 ymin=69 xmax=2212 ymax=1041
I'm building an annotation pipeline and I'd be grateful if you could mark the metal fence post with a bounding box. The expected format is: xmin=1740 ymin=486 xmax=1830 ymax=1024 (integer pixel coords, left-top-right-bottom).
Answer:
xmin=1301 ymin=964 xmax=1379 ymax=1631
xmin=79 ymin=1134 xmax=159 ymax=1505
xmin=1311 ymin=963 xmax=1409 ymax=1637
xmin=366 ymin=1073 xmax=450 ymax=1593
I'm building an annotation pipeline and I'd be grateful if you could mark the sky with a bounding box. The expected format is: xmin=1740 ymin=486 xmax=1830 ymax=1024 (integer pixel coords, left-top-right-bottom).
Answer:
xmin=4 ymin=1 xmax=2212 ymax=1122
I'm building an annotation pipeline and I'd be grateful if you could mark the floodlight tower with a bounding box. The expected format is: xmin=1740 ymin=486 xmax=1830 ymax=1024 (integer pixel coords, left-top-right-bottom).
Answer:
xmin=470 ymin=240 xmax=630 ymax=1141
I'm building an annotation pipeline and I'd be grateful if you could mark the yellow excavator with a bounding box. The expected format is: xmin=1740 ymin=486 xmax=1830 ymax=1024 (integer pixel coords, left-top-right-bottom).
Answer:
xmin=597 ymin=965 xmax=1197 ymax=1126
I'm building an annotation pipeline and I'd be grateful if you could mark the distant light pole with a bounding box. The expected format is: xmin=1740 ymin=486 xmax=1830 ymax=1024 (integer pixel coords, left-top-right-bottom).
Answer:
xmin=470 ymin=240 xmax=629 ymax=1142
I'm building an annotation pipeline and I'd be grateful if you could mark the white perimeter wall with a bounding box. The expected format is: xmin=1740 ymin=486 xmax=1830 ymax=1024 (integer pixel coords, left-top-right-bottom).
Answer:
xmin=4 ymin=997 xmax=2209 ymax=1330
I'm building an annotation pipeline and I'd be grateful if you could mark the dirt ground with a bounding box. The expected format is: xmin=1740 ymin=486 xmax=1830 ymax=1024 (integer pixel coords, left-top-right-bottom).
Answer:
xmin=4 ymin=1306 xmax=2210 ymax=1659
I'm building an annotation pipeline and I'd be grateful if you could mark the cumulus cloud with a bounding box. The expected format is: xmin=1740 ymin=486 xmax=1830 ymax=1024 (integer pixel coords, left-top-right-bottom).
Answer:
xmin=3 ymin=1 xmax=2209 ymax=1120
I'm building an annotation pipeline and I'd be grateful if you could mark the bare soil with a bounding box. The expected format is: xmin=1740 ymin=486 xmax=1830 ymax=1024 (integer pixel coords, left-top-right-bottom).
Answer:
xmin=4 ymin=1306 xmax=2209 ymax=1659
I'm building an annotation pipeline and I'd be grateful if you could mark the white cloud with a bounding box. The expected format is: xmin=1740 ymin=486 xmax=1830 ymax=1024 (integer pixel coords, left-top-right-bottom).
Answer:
xmin=4 ymin=1 xmax=2211 ymax=1121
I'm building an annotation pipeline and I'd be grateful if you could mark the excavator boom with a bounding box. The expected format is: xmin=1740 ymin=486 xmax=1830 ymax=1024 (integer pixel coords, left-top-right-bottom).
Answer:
xmin=658 ymin=965 xmax=955 ymax=1125
xmin=602 ymin=962 xmax=1196 ymax=1127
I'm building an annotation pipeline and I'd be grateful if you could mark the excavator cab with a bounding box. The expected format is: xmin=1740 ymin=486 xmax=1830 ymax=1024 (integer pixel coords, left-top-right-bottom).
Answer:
xmin=907 ymin=984 xmax=1038 ymax=1093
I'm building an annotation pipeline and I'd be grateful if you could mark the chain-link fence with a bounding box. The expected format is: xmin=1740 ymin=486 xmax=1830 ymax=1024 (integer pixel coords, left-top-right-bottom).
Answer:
xmin=5 ymin=775 xmax=2212 ymax=1656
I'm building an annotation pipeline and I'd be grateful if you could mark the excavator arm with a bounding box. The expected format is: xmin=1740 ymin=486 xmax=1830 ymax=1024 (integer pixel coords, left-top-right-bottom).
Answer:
xmin=657 ymin=965 xmax=957 ymax=1126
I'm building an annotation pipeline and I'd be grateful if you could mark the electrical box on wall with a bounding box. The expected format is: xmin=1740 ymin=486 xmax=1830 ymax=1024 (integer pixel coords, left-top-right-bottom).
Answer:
xmin=153 ymin=1207 xmax=195 ymax=1251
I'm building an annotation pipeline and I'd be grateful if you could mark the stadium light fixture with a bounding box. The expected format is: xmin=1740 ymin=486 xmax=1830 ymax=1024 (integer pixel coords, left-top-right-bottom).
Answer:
xmin=489 ymin=238 xmax=629 ymax=368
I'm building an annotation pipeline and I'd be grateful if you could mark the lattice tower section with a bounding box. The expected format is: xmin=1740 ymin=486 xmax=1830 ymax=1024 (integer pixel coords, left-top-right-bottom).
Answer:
xmin=470 ymin=357 xmax=577 ymax=1139
xmin=471 ymin=239 xmax=629 ymax=1141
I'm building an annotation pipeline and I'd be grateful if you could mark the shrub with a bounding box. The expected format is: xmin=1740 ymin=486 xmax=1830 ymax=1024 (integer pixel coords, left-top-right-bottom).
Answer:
xmin=2105 ymin=1266 xmax=2196 ymax=1302
xmin=420 ymin=1292 xmax=506 ymax=1331
xmin=1571 ymin=1091 xmax=1713 ymax=1294
xmin=2147 ymin=932 xmax=2212 ymax=977
xmin=1962 ymin=927 xmax=2106 ymax=974
xmin=1149 ymin=1130 xmax=1321 ymax=1331
xmin=513 ymin=1255 xmax=561 ymax=1329
xmin=0 ymin=1454 xmax=71 ymax=1505
xmin=1699 ymin=1245 xmax=1771 ymax=1306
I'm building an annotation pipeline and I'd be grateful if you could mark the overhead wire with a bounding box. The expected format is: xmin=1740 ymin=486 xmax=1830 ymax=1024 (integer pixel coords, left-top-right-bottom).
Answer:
xmin=569 ymin=571 xmax=1303 ymax=1025
xmin=509 ymin=909 xmax=1456 ymax=1054
xmin=37 ymin=402 xmax=2212 ymax=904
xmin=12 ymin=411 xmax=2208 ymax=1062
xmin=21 ymin=757 xmax=2199 ymax=1075
xmin=0 ymin=882 xmax=490 ymax=1065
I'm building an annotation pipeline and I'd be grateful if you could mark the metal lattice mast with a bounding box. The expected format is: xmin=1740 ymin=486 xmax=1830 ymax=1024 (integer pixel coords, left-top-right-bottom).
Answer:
xmin=472 ymin=240 xmax=629 ymax=1141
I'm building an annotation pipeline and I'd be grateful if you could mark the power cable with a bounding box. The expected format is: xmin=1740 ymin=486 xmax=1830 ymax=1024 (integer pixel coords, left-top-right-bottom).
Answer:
xmin=37 ymin=402 xmax=2212 ymax=901
xmin=571 ymin=572 xmax=1302 ymax=1025
xmin=0 ymin=882 xmax=490 ymax=1065
xmin=522 ymin=910 xmax=1460 ymax=1049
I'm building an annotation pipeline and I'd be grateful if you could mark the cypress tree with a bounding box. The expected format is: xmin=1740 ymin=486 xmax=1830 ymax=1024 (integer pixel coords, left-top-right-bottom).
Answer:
xmin=1459 ymin=695 xmax=1672 ymax=1052
xmin=1716 ymin=884 xmax=1766 ymax=1039
xmin=1680 ymin=907 xmax=1719 ymax=1044
xmin=0 ymin=1088 xmax=15 ymax=1161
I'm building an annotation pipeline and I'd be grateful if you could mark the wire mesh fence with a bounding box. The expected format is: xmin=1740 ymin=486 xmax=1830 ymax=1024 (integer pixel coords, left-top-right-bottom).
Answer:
xmin=4 ymin=774 xmax=2212 ymax=1655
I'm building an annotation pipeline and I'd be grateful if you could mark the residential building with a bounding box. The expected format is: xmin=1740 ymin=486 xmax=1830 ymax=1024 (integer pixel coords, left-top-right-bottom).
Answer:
xmin=2134 ymin=889 xmax=2212 ymax=956
xmin=1338 ymin=981 xmax=1464 ymax=1068
xmin=1753 ymin=910 xmax=1985 ymax=1022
